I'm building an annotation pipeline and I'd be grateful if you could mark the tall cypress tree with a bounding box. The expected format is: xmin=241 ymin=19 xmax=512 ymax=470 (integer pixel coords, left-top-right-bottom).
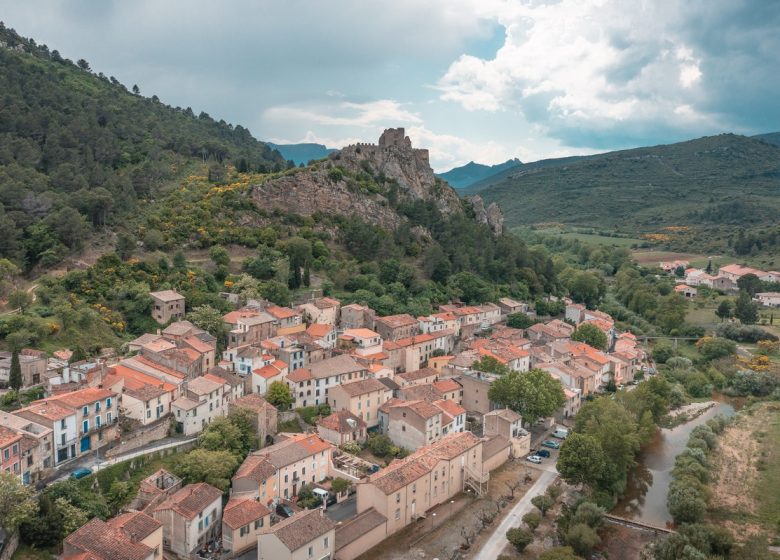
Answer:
xmin=9 ymin=348 xmax=22 ymax=392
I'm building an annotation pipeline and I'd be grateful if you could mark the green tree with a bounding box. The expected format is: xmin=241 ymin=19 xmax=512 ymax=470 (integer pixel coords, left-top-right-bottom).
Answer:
xmin=488 ymin=369 xmax=565 ymax=425
xmin=8 ymin=349 xmax=22 ymax=391
xmin=449 ymin=271 xmax=495 ymax=304
xmin=657 ymin=293 xmax=688 ymax=333
xmin=570 ymin=501 xmax=605 ymax=529
xmin=567 ymin=271 xmax=605 ymax=308
xmin=331 ymin=477 xmax=352 ymax=496
xmin=172 ymin=250 xmax=188 ymax=269
xmin=668 ymin=483 xmax=706 ymax=524
xmin=209 ymin=245 xmax=231 ymax=268
xmin=571 ymin=323 xmax=608 ymax=350
xmin=506 ymin=527 xmax=533 ymax=552
xmin=266 ymin=381 xmax=294 ymax=410
xmin=471 ymin=355 xmax=511 ymax=376
xmin=538 ymin=547 xmax=579 ymax=560
xmin=199 ymin=417 xmax=247 ymax=457
xmin=8 ymin=289 xmax=33 ymax=313
xmin=566 ymin=523 xmax=600 ymax=556
xmin=54 ymin=496 xmax=90 ymax=537
xmin=188 ymin=305 xmax=225 ymax=339
xmin=69 ymin=345 xmax=87 ymax=363
xmin=715 ymin=299 xmax=733 ymax=321
xmin=143 ymin=228 xmax=165 ymax=251
xmin=652 ymin=340 xmax=675 ymax=363
xmin=734 ymin=290 xmax=758 ymax=324
xmin=531 ymin=494 xmax=554 ymax=516
xmin=174 ymin=449 xmax=239 ymax=492
xmin=557 ymin=433 xmax=607 ymax=488
xmin=506 ymin=312 xmax=535 ymax=329
xmin=522 ymin=511 xmax=541 ymax=531
xmin=259 ymin=280 xmax=291 ymax=307
xmin=736 ymin=273 xmax=762 ymax=296
xmin=696 ymin=337 xmax=736 ymax=361
xmin=0 ymin=472 xmax=38 ymax=531
xmin=116 ymin=233 xmax=136 ymax=260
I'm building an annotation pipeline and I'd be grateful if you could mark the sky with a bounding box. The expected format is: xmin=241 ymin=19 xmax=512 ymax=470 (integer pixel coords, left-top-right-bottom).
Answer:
xmin=2 ymin=0 xmax=779 ymax=171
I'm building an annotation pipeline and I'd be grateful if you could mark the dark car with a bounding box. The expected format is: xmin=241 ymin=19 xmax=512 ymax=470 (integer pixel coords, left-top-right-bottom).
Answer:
xmin=326 ymin=493 xmax=338 ymax=506
xmin=276 ymin=503 xmax=295 ymax=518
xmin=368 ymin=464 xmax=381 ymax=474
xmin=536 ymin=449 xmax=551 ymax=458
xmin=70 ymin=468 xmax=92 ymax=480
xmin=541 ymin=440 xmax=561 ymax=449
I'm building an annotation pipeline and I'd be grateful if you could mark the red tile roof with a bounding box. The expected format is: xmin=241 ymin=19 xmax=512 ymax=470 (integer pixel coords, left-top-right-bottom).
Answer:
xmin=223 ymin=497 xmax=270 ymax=529
xmin=154 ymin=482 xmax=222 ymax=519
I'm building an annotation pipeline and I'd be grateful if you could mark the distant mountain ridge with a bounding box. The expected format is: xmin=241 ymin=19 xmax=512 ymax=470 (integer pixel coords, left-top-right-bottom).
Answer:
xmin=753 ymin=131 xmax=780 ymax=147
xmin=266 ymin=142 xmax=336 ymax=165
xmin=473 ymin=133 xmax=780 ymax=230
xmin=437 ymin=158 xmax=522 ymax=189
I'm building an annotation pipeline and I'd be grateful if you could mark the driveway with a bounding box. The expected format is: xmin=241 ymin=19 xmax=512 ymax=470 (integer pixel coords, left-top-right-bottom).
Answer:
xmin=325 ymin=495 xmax=357 ymax=522
xmin=472 ymin=468 xmax=558 ymax=560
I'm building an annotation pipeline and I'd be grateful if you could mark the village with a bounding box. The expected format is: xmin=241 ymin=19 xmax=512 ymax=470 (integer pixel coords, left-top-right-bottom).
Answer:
xmin=0 ymin=284 xmax=649 ymax=560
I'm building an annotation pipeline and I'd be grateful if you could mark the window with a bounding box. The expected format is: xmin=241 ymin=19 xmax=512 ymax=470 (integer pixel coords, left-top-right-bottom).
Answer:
xmin=396 ymin=493 xmax=400 ymax=503
xmin=254 ymin=518 xmax=264 ymax=529
xmin=83 ymin=420 xmax=89 ymax=433
xmin=60 ymin=419 xmax=66 ymax=429
xmin=95 ymin=401 xmax=101 ymax=412
xmin=395 ymin=508 xmax=401 ymax=520
xmin=2 ymin=449 xmax=7 ymax=460
xmin=95 ymin=416 xmax=101 ymax=427
xmin=240 ymin=525 xmax=249 ymax=537
xmin=324 ymin=536 xmax=329 ymax=548
xmin=82 ymin=406 xmax=88 ymax=417
xmin=308 ymin=546 xmax=313 ymax=557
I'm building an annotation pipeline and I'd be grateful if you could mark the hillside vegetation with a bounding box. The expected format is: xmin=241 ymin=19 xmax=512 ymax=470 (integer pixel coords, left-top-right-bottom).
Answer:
xmin=0 ymin=22 xmax=284 ymax=270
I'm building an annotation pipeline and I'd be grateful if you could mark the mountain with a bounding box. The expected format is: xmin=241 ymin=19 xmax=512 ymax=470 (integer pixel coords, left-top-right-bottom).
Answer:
xmin=0 ymin=22 xmax=284 ymax=269
xmin=474 ymin=134 xmax=780 ymax=232
xmin=437 ymin=158 xmax=522 ymax=189
xmin=753 ymin=131 xmax=780 ymax=147
xmin=464 ymin=155 xmax=588 ymax=194
xmin=266 ymin=142 xmax=336 ymax=165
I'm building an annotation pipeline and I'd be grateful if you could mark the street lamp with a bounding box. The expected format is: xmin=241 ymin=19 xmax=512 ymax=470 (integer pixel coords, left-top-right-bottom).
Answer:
xmin=431 ymin=512 xmax=437 ymax=532
xmin=449 ymin=499 xmax=455 ymax=519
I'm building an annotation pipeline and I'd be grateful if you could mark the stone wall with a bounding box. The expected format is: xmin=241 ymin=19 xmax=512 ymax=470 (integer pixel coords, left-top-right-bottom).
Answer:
xmin=105 ymin=418 xmax=171 ymax=458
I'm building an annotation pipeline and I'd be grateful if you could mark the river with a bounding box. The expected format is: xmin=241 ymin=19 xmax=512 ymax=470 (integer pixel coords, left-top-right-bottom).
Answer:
xmin=612 ymin=396 xmax=738 ymax=527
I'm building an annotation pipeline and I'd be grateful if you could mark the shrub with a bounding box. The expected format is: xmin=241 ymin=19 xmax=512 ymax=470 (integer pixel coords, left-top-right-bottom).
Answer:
xmin=566 ymin=523 xmax=601 ymax=556
xmin=716 ymin=323 xmax=778 ymax=343
xmin=653 ymin=341 xmax=675 ymax=363
xmin=668 ymin=483 xmax=706 ymax=524
xmin=696 ymin=337 xmax=737 ymax=361
xmin=506 ymin=527 xmax=534 ymax=552
xmin=522 ymin=511 xmax=541 ymax=531
xmin=340 ymin=441 xmax=361 ymax=455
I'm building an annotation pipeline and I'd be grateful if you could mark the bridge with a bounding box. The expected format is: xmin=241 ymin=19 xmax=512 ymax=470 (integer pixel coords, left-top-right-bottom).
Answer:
xmin=604 ymin=514 xmax=675 ymax=534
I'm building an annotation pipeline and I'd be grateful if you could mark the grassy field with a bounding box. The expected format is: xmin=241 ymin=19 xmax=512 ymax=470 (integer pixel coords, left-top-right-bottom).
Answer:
xmin=529 ymin=227 xmax=646 ymax=248
xmin=630 ymin=250 xmax=729 ymax=269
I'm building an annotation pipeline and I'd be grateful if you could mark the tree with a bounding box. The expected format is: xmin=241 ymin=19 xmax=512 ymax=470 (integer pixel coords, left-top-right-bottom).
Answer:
xmin=736 ymin=273 xmax=762 ymax=296
xmin=522 ymin=511 xmax=541 ymax=531
xmin=54 ymin=496 xmax=90 ymax=537
xmin=116 ymin=233 xmax=136 ymax=260
xmin=505 ymin=479 xmax=521 ymax=499
xmin=506 ymin=312 xmax=535 ymax=329
xmin=506 ymin=527 xmax=533 ymax=552
xmin=188 ymin=305 xmax=225 ymax=339
xmin=695 ymin=336 xmax=736 ymax=361
xmin=668 ymin=483 xmax=706 ymax=524
xmin=132 ymin=84 xmax=140 ymax=95
xmin=652 ymin=340 xmax=675 ymax=363
xmin=531 ymin=494 xmax=554 ymax=516
xmin=488 ymin=369 xmax=566 ymax=425
xmin=570 ymin=501 xmax=605 ymax=529
xmin=566 ymin=523 xmax=600 ymax=556
xmin=331 ymin=477 xmax=352 ymax=496
xmin=571 ymin=323 xmax=608 ymax=351
xmin=567 ymin=271 xmax=605 ymax=308
xmin=674 ymin=265 xmax=686 ymax=278
xmin=0 ymin=472 xmax=38 ymax=531
xmin=538 ymin=547 xmax=579 ymax=560
xmin=557 ymin=433 xmax=606 ymax=488
xmin=199 ymin=417 xmax=247 ymax=457
xmin=173 ymin=250 xmax=187 ymax=269
xmin=209 ymin=245 xmax=230 ymax=268
xmin=734 ymin=290 xmax=758 ymax=324
xmin=472 ymin=355 xmax=511 ymax=376
xmin=266 ymin=381 xmax=294 ymax=410
xmin=8 ymin=349 xmax=22 ymax=392
xmin=715 ymin=300 xmax=733 ymax=322
xmin=657 ymin=294 xmax=688 ymax=333
xmin=8 ymin=289 xmax=33 ymax=313
xmin=259 ymin=280 xmax=291 ymax=307
xmin=69 ymin=345 xmax=87 ymax=363
xmin=174 ymin=449 xmax=239 ymax=492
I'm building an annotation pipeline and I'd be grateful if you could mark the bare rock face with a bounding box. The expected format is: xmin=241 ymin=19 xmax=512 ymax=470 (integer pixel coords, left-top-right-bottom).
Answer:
xmin=469 ymin=195 xmax=504 ymax=235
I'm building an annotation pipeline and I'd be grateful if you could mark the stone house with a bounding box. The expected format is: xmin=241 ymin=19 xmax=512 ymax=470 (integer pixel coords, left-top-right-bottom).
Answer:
xmin=338 ymin=328 xmax=383 ymax=357
xmin=251 ymin=359 xmax=287 ymax=396
xmin=285 ymin=354 xmax=367 ymax=408
xmin=316 ymin=410 xmax=367 ymax=446
xmin=0 ymin=349 xmax=47 ymax=388
xmin=305 ymin=323 xmax=337 ymax=349
xmin=356 ymin=432 xmax=485 ymax=536
xmin=0 ymin=412 xmax=53 ymax=484
xmin=171 ymin=375 xmax=229 ymax=436
xmin=296 ymin=296 xmax=341 ymax=326
xmin=0 ymin=425 xmax=22 ymax=479
xmin=417 ymin=312 xmax=460 ymax=337
xmin=755 ymin=292 xmax=780 ymax=307
xmin=43 ymin=387 xmax=118 ymax=457
xmin=223 ymin=309 xmax=278 ymax=347
xmin=327 ymin=378 xmax=391 ymax=429
xmin=105 ymin=365 xmax=176 ymax=426
xmin=395 ymin=367 xmax=439 ymax=388
xmin=257 ymin=508 xmax=336 ymax=560
xmin=383 ymin=330 xmax=455 ymax=373
xmin=378 ymin=399 xmax=443 ymax=449
xmin=149 ymin=290 xmax=185 ymax=325
xmin=153 ymin=482 xmax=223 ymax=558
xmin=483 ymin=408 xmax=530 ymax=457
xmin=231 ymin=434 xmax=333 ymax=503
xmin=265 ymin=305 xmax=305 ymax=335
xmin=14 ymin=399 xmax=78 ymax=465
xmin=340 ymin=303 xmax=375 ymax=330
xmin=229 ymin=393 xmax=278 ymax=446
xmin=373 ymin=314 xmax=419 ymax=341
xmin=497 ymin=297 xmax=528 ymax=315
xmin=63 ymin=512 xmax=163 ymax=560
xmin=221 ymin=496 xmax=271 ymax=557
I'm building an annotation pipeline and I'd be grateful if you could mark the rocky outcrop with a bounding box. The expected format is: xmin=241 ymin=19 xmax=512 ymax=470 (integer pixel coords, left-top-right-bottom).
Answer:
xmin=470 ymin=195 xmax=504 ymax=235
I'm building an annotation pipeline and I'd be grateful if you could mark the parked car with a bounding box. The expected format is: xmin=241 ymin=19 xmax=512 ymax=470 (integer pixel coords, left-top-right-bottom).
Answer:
xmin=275 ymin=503 xmax=295 ymax=518
xmin=536 ymin=449 xmax=551 ymax=458
xmin=326 ymin=493 xmax=337 ymax=506
xmin=70 ymin=468 xmax=92 ymax=480
xmin=526 ymin=455 xmax=543 ymax=464
xmin=541 ymin=440 xmax=560 ymax=449
xmin=368 ymin=464 xmax=381 ymax=474
xmin=552 ymin=426 xmax=569 ymax=439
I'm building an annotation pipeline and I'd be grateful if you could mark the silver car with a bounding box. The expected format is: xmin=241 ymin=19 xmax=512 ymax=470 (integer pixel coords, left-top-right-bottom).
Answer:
xmin=526 ymin=455 xmax=543 ymax=464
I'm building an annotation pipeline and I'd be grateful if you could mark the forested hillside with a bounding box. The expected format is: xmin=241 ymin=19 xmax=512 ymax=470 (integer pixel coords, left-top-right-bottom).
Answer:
xmin=0 ymin=22 xmax=285 ymax=270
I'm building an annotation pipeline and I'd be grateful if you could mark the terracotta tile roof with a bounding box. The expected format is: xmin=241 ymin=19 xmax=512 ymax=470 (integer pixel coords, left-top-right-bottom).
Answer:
xmin=383 ymin=399 xmax=441 ymax=419
xmin=161 ymin=320 xmax=199 ymax=337
xmin=48 ymin=387 xmax=116 ymax=408
xmin=399 ymin=384 xmax=442 ymax=402
xmin=183 ymin=335 xmax=213 ymax=354
xmin=482 ymin=434 xmax=510 ymax=459
xmin=397 ymin=368 xmax=438 ymax=383
xmin=64 ymin=517 xmax=154 ymax=560
xmin=186 ymin=375 xmax=225 ymax=395
xmin=154 ymin=482 xmax=222 ymax=519
xmin=15 ymin=400 xmax=74 ymax=422
xmin=232 ymin=454 xmax=276 ymax=484
xmin=484 ymin=408 xmax=522 ymax=423
xmin=223 ymin=309 xmax=260 ymax=324
xmin=108 ymin=511 xmax=162 ymax=542
xmin=341 ymin=328 xmax=380 ymax=339
xmin=264 ymin=509 xmax=336 ymax=552
xmin=149 ymin=289 xmax=184 ymax=302
xmin=433 ymin=399 xmax=465 ymax=418
xmin=0 ymin=425 xmax=22 ymax=448
xmin=109 ymin=365 xmax=177 ymax=393
xmin=374 ymin=314 xmax=418 ymax=329
xmin=171 ymin=397 xmax=199 ymax=411
xmin=123 ymin=356 xmax=186 ymax=380
xmin=306 ymin=323 xmax=333 ymax=338
xmin=367 ymin=432 xmax=481 ymax=495
xmin=335 ymin=508 xmax=386 ymax=551
xmin=248 ymin=434 xmax=331 ymax=470
xmin=308 ymin=355 xmax=363 ymax=379
xmin=265 ymin=305 xmax=299 ymax=320
xmin=377 ymin=377 xmax=400 ymax=392
xmin=286 ymin=367 xmax=313 ymax=383
xmin=231 ymin=393 xmax=276 ymax=414
xmin=223 ymin=497 xmax=270 ymax=529
xmin=317 ymin=410 xmax=366 ymax=433
xmin=334 ymin=378 xmax=386 ymax=397
xmin=142 ymin=338 xmax=177 ymax=353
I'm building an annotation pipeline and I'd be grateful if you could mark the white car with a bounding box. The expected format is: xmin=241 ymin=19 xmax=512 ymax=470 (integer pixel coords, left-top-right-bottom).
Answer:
xmin=526 ymin=455 xmax=543 ymax=464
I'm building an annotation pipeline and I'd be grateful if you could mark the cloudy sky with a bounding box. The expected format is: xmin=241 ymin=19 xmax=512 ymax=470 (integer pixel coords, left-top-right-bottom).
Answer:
xmin=2 ymin=0 xmax=779 ymax=171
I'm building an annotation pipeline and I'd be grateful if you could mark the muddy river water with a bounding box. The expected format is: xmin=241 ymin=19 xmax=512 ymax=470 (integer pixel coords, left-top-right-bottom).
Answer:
xmin=612 ymin=397 xmax=737 ymax=527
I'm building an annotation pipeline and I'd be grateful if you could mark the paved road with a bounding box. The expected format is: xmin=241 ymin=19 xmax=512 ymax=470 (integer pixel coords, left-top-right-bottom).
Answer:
xmin=472 ymin=468 xmax=558 ymax=560
xmin=325 ymin=495 xmax=357 ymax=522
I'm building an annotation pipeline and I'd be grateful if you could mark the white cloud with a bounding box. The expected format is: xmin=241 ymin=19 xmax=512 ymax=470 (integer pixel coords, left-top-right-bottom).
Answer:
xmin=264 ymin=100 xmax=422 ymax=128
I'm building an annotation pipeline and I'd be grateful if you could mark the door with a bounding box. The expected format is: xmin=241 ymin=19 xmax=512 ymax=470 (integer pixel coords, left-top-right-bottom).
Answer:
xmin=80 ymin=436 xmax=91 ymax=453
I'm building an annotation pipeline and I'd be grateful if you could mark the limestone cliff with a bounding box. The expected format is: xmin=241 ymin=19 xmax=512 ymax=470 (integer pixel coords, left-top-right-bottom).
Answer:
xmin=470 ymin=195 xmax=504 ymax=235
xmin=251 ymin=128 xmax=500 ymax=234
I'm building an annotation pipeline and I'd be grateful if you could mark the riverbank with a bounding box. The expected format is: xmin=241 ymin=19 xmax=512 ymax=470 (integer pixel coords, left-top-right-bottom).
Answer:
xmin=708 ymin=401 xmax=780 ymax=544
xmin=663 ymin=400 xmax=716 ymax=428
